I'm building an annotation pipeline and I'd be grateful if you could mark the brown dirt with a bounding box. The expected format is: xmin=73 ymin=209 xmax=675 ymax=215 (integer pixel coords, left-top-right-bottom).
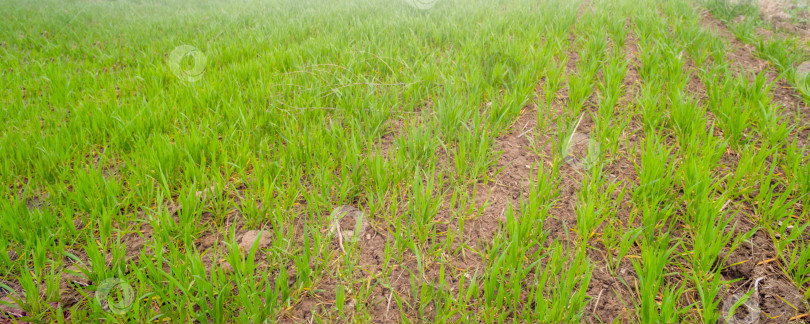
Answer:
xmin=699 ymin=9 xmax=810 ymax=146
xmin=753 ymin=0 xmax=810 ymax=41
xmin=282 ymin=101 xmax=436 ymax=323
xmin=585 ymin=19 xmax=648 ymax=324
xmin=692 ymin=7 xmax=810 ymax=323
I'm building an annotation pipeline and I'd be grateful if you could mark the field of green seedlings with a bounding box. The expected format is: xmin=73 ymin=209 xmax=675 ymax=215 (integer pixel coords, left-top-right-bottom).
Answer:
xmin=2 ymin=0 xmax=810 ymax=322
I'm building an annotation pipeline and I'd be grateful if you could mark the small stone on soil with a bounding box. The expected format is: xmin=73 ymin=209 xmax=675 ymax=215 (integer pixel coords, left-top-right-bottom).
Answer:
xmin=239 ymin=230 xmax=273 ymax=252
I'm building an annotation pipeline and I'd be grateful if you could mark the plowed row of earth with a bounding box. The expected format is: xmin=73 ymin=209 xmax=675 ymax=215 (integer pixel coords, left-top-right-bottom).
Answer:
xmin=1 ymin=0 xmax=809 ymax=322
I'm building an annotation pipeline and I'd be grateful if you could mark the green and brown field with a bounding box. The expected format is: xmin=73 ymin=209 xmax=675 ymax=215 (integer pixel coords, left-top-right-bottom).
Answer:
xmin=1 ymin=0 xmax=810 ymax=322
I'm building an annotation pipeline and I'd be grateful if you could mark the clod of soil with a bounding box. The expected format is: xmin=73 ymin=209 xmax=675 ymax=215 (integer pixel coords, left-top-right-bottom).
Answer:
xmin=238 ymin=230 xmax=273 ymax=252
